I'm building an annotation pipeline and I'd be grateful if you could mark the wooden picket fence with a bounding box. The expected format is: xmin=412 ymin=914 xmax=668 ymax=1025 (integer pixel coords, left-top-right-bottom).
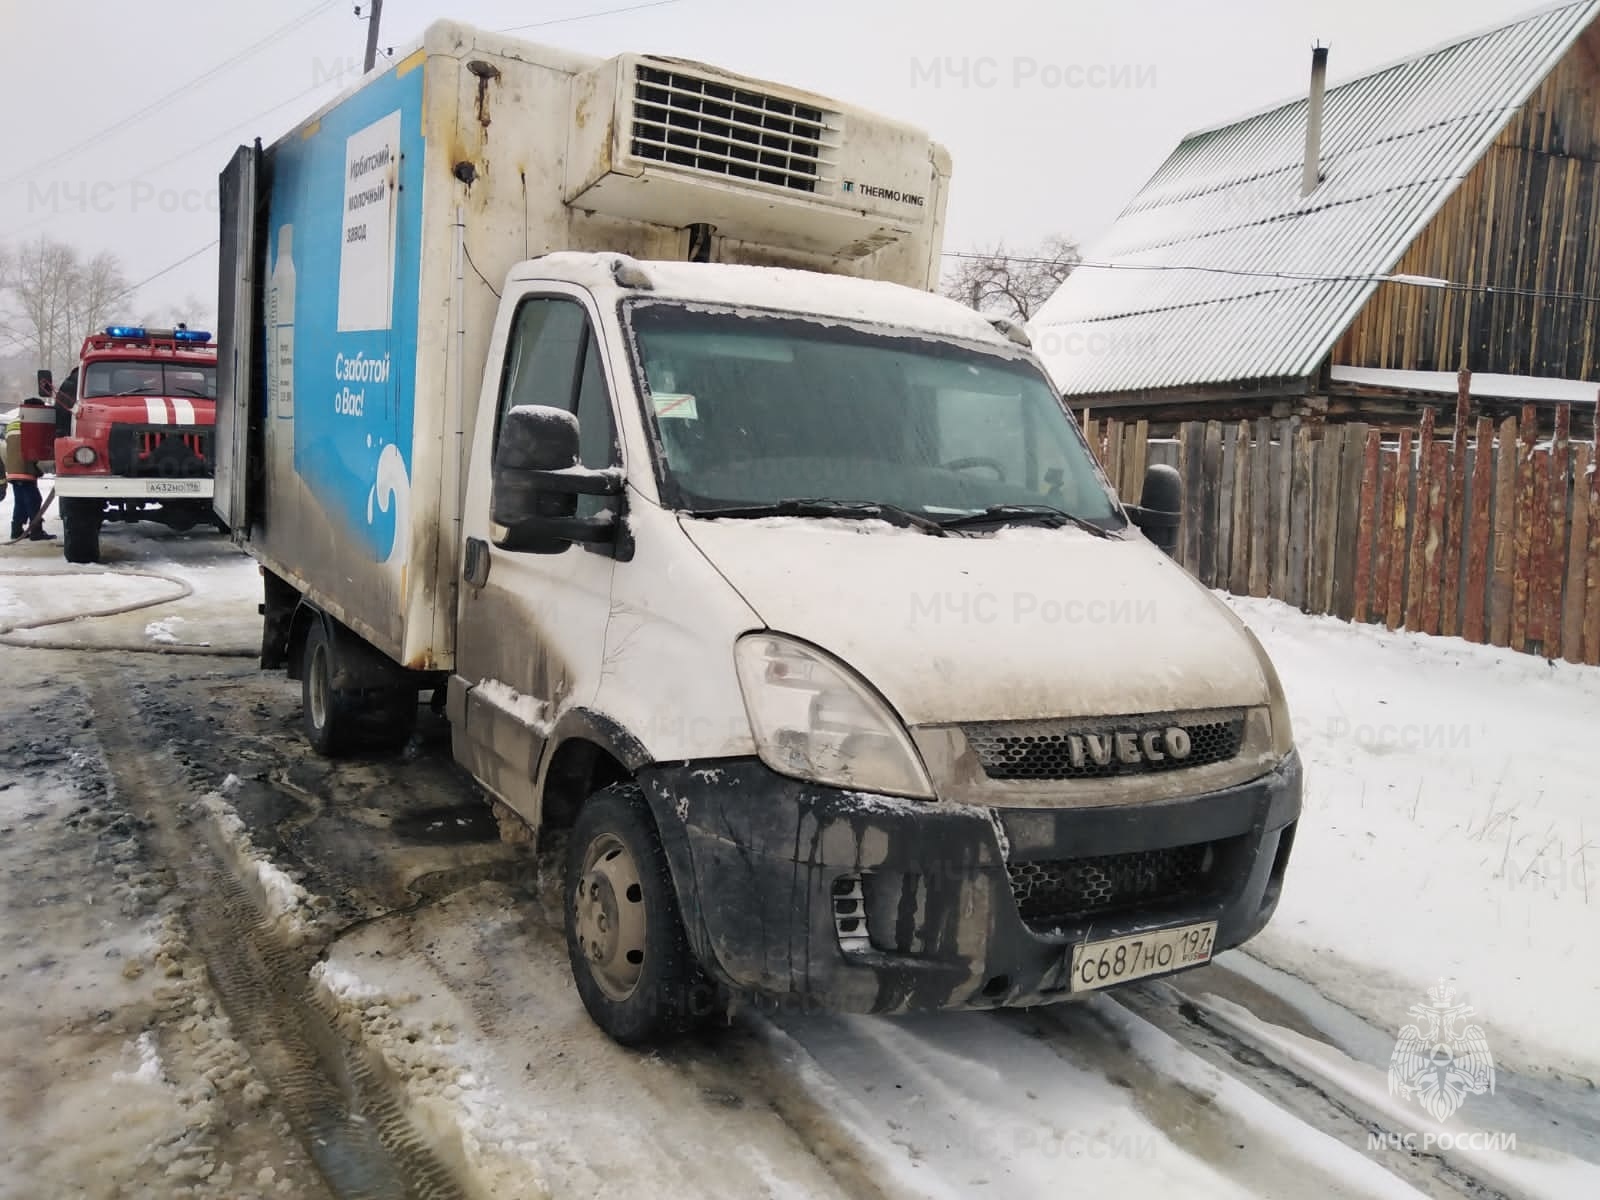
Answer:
xmin=1083 ymin=390 xmax=1600 ymax=665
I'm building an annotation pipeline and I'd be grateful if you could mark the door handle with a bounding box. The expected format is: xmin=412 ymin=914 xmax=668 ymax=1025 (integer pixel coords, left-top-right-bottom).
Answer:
xmin=463 ymin=536 xmax=491 ymax=588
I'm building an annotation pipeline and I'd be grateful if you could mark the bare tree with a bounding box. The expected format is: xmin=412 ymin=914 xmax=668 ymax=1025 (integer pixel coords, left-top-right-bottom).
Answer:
xmin=64 ymin=251 xmax=131 ymax=358
xmin=9 ymin=237 xmax=81 ymax=378
xmin=0 ymin=236 xmax=133 ymax=383
xmin=941 ymin=234 xmax=1081 ymax=322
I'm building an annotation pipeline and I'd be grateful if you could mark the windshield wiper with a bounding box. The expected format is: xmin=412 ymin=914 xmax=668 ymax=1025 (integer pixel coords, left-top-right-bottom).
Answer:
xmin=687 ymin=498 xmax=947 ymax=536
xmin=934 ymin=504 xmax=1118 ymax=539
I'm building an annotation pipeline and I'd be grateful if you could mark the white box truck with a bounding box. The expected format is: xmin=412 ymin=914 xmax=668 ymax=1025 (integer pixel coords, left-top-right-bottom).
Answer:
xmin=214 ymin=20 xmax=1301 ymax=1044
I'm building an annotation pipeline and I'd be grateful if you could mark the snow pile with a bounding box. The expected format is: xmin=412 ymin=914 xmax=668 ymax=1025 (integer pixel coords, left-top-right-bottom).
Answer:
xmin=196 ymin=790 xmax=319 ymax=947
xmin=143 ymin=616 xmax=208 ymax=647
xmin=310 ymin=937 xmax=555 ymax=1200
xmin=1329 ymin=365 xmax=1600 ymax=406
xmin=113 ymin=1031 xmax=170 ymax=1087
xmin=309 ymin=960 xmax=387 ymax=1006
xmin=1228 ymin=595 xmax=1600 ymax=1082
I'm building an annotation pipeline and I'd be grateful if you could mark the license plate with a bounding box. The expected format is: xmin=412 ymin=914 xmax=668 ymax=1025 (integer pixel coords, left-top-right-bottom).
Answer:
xmin=149 ymin=480 xmax=203 ymax=495
xmin=1068 ymin=921 xmax=1217 ymax=993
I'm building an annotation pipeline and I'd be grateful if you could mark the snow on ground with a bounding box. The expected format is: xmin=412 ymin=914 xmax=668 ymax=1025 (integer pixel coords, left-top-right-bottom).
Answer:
xmin=306 ymin=876 xmax=1438 ymax=1200
xmin=197 ymin=787 xmax=323 ymax=947
xmin=0 ymin=486 xmax=258 ymax=653
xmin=1227 ymin=595 xmax=1600 ymax=1083
xmin=311 ymin=881 xmax=880 ymax=1200
xmin=1192 ymin=994 xmax=1600 ymax=1200
xmin=765 ymin=1005 xmax=1424 ymax=1200
xmin=0 ymin=708 xmax=316 ymax=1199
xmin=0 ymin=569 xmax=184 ymax=631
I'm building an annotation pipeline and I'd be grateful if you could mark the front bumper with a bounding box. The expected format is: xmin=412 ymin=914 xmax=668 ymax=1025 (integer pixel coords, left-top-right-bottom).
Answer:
xmin=639 ymin=750 xmax=1301 ymax=1015
xmin=53 ymin=475 xmax=213 ymax=500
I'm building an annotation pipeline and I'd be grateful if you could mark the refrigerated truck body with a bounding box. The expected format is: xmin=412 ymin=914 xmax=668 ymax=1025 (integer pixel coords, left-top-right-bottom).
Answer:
xmin=215 ymin=20 xmax=1300 ymax=1043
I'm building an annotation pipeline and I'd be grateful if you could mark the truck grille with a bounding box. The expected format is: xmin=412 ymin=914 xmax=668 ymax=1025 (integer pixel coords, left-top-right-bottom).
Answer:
xmin=963 ymin=712 xmax=1244 ymax=781
xmin=631 ymin=64 xmax=839 ymax=193
xmin=1007 ymin=840 xmax=1228 ymax=931
xmin=108 ymin=426 xmax=213 ymax=479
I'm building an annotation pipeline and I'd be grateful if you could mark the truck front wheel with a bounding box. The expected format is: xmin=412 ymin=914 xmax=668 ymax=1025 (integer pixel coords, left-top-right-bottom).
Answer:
xmin=565 ymin=782 xmax=716 ymax=1044
xmin=301 ymin=620 xmax=353 ymax=756
xmin=60 ymin=498 xmax=103 ymax=564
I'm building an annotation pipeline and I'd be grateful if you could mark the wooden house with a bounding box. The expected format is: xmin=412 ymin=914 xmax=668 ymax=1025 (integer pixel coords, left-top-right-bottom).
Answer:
xmin=1032 ymin=0 xmax=1600 ymax=439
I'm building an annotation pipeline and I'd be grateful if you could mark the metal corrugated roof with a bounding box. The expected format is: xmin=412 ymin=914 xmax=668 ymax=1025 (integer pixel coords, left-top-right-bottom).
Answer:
xmin=1030 ymin=0 xmax=1600 ymax=398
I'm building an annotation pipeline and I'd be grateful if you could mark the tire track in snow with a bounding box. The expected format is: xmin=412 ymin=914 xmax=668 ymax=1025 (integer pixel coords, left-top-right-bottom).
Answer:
xmin=87 ymin=674 xmax=470 ymax=1200
xmin=353 ymin=877 xmax=910 ymax=1200
xmin=1083 ymin=982 xmax=1507 ymax=1200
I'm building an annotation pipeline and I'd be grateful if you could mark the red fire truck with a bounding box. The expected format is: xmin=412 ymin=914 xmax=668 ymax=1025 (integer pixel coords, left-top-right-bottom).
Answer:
xmin=52 ymin=325 xmax=220 ymax=563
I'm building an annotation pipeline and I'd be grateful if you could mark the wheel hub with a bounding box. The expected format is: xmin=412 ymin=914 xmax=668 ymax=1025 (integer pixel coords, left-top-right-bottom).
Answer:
xmin=574 ymin=833 xmax=647 ymax=1001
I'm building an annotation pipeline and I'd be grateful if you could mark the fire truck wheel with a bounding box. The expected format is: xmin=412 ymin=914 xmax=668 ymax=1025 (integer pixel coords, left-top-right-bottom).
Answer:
xmin=301 ymin=620 xmax=352 ymax=756
xmin=61 ymin=499 xmax=103 ymax=564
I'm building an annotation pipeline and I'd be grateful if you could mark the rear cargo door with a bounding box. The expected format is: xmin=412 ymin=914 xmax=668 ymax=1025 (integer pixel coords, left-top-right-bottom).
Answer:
xmin=215 ymin=142 xmax=263 ymax=536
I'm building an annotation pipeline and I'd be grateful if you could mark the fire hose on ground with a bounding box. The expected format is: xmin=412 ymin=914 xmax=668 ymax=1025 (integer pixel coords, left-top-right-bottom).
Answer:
xmin=0 ymin=567 xmax=256 ymax=656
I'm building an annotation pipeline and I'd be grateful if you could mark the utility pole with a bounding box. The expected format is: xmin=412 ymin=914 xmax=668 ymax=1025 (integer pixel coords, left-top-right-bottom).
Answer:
xmin=362 ymin=0 xmax=384 ymax=73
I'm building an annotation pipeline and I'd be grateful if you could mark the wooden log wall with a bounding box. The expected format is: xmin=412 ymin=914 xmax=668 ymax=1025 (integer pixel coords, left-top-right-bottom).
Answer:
xmin=1082 ymin=388 xmax=1600 ymax=664
xmin=1330 ymin=27 xmax=1600 ymax=379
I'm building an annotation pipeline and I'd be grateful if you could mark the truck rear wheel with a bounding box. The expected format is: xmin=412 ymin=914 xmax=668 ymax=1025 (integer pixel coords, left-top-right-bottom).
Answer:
xmin=301 ymin=620 xmax=353 ymax=756
xmin=565 ymin=782 xmax=716 ymax=1044
xmin=60 ymin=498 xmax=102 ymax=564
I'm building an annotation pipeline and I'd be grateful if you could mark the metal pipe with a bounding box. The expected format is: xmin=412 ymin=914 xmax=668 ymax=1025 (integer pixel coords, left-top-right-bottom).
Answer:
xmin=1302 ymin=45 xmax=1329 ymax=196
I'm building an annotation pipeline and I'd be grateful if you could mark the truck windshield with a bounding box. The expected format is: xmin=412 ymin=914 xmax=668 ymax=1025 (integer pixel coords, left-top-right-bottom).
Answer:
xmin=82 ymin=361 xmax=217 ymax=399
xmin=625 ymin=302 xmax=1122 ymax=527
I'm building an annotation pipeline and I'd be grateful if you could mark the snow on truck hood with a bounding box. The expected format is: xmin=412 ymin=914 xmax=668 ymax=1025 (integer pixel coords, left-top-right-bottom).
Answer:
xmin=680 ymin=517 xmax=1271 ymax=726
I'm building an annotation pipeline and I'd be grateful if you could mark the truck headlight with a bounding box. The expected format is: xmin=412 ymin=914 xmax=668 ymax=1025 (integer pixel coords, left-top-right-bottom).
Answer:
xmin=734 ymin=633 xmax=935 ymax=799
xmin=1239 ymin=626 xmax=1295 ymax=760
xmin=73 ymin=446 xmax=97 ymax=465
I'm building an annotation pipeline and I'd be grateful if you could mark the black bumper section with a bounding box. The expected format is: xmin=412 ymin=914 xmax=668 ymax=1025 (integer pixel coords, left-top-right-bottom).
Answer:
xmin=637 ymin=751 xmax=1301 ymax=1016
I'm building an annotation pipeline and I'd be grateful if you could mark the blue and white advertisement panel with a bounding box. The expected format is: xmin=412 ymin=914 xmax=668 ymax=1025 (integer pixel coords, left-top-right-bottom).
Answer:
xmin=264 ymin=60 xmax=425 ymax=577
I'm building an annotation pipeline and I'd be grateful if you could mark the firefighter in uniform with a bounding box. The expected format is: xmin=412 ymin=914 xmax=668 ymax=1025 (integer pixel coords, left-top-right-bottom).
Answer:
xmin=5 ymin=392 xmax=57 ymax=541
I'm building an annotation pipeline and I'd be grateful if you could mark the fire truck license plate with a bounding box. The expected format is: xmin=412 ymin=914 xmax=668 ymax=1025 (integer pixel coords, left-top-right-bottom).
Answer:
xmin=1069 ymin=921 xmax=1216 ymax=992
xmin=149 ymin=481 xmax=203 ymax=495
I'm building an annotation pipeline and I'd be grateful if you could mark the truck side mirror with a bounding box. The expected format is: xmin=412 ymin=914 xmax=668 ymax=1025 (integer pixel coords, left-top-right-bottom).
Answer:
xmin=492 ymin=405 xmax=624 ymax=554
xmin=1125 ymin=463 xmax=1182 ymax=557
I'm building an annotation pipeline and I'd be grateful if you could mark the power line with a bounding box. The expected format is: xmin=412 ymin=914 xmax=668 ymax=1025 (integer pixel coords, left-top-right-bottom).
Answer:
xmin=0 ymin=1 xmax=339 ymax=188
xmin=8 ymin=0 xmax=687 ymax=235
xmin=7 ymin=80 xmax=334 ymax=243
xmin=498 ymin=0 xmax=683 ymax=34
xmin=106 ymin=241 xmax=220 ymax=309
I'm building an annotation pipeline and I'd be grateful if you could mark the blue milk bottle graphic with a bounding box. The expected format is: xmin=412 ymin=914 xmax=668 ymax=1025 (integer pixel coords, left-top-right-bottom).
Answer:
xmin=269 ymin=225 xmax=296 ymax=420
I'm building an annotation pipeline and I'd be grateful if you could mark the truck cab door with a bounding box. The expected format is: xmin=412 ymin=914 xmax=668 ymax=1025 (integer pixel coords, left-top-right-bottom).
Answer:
xmin=452 ymin=287 xmax=622 ymax=826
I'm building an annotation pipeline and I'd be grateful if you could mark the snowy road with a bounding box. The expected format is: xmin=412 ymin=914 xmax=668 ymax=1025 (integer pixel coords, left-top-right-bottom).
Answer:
xmin=1 ymin=513 xmax=1596 ymax=1199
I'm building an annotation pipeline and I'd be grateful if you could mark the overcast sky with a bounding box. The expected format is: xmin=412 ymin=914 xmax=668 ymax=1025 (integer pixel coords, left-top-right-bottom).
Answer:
xmin=0 ymin=0 xmax=1558 ymax=321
